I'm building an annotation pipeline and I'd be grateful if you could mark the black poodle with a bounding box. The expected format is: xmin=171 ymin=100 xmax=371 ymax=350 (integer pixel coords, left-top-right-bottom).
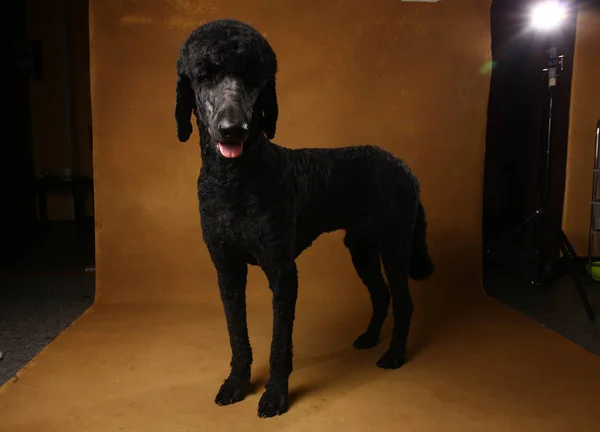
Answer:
xmin=175 ymin=19 xmax=433 ymax=418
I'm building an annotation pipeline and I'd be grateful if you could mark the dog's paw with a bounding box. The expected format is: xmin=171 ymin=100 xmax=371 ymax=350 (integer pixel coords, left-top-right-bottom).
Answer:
xmin=215 ymin=376 xmax=249 ymax=406
xmin=353 ymin=332 xmax=379 ymax=350
xmin=376 ymin=350 xmax=406 ymax=369
xmin=258 ymin=387 xmax=288 ymax=418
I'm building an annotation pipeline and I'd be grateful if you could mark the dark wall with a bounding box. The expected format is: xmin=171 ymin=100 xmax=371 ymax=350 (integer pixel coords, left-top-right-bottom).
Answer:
xmin=2 ymin=0 xmax=37 ymax=261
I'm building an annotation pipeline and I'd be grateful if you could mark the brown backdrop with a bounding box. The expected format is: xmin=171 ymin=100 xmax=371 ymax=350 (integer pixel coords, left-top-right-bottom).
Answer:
xmin=91 ymin=0 xmax=491 ymax=306
xmin=3 ymin=1 xmax=600 ymax=431
xmin=564 ymin=2 xmax=600 ymax=253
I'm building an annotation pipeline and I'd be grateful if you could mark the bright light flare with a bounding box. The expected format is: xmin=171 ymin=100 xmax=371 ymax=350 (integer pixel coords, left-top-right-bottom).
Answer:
xmin=531 ymin=1 xmax=568 ymax=31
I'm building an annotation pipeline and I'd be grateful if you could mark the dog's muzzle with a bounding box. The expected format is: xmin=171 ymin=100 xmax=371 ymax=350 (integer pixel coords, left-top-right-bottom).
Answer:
xmin=215 ymin=118 xmax=249 ymax=159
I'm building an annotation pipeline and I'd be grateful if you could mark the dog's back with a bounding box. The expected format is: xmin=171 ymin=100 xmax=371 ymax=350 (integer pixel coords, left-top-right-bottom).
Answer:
xmin=262 ymin=143 xmax=432 ymax=278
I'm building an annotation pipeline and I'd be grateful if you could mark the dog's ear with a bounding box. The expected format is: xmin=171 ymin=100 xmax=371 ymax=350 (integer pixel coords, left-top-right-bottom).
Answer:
xmin=260 ymin=78 xmax=278 ymax=140
xmin=175 ymin=71 xmax=194 ymax=143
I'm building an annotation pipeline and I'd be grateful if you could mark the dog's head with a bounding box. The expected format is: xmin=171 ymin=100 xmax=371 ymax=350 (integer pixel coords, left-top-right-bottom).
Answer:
xmin=175 ymin=19 xmax=278 ymax=160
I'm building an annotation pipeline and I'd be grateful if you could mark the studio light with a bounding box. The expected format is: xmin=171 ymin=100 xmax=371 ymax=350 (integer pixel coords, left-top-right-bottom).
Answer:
xmin=487 ymin=0 xmax=596 ymax=321
xmin=530 ymin=0 xmax=568 ymax=31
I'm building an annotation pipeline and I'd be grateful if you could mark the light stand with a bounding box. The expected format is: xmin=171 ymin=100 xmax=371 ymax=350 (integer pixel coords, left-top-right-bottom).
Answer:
xmin=486 ymin=46 xmax=595 ymax=322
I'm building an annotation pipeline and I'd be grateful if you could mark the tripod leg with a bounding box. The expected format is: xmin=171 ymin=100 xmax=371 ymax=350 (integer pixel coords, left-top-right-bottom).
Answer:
xmin=536 ymin=217 xmax=564 ymax=286
xmin=533 ymin=212 xmax=559 ymax=286
xmin=534 ymin=212 xmax=548 ymax=286
xmin=558 ymin=229 xmax=587 ymax=275
xmin=486 ymin=209 xmax=542 ymax=254
xmin=555 ymin=230 xmax=596 ymax=322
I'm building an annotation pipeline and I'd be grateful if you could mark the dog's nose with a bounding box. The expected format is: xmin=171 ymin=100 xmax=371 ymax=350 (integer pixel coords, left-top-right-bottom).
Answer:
xmin=218 ymin=120 xmax=249 ymax=141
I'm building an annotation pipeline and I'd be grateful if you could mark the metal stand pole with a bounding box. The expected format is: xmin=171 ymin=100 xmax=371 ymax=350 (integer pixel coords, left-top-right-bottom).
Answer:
xmin=486 ymin=47 xmax=595 ymax=322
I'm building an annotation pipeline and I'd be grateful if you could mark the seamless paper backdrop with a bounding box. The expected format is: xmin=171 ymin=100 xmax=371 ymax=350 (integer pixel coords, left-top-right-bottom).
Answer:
xmin=90 ymin=0 xmax=491 ymax=305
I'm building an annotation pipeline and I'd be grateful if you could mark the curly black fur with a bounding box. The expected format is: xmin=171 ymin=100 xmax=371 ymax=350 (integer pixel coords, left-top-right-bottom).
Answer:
xmin=175 ymin=19 xmax=433 ymax=418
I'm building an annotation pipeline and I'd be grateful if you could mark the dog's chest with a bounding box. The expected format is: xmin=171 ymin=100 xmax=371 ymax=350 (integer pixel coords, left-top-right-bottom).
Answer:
xmin=198 ymin=184 xmax=288 ymax=262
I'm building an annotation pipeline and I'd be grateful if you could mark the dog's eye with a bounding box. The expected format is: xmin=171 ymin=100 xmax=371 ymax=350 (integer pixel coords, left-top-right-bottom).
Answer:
xmin=242 ymin=77 xmax=261 ymax=89
xmin=197 ymin=70 xmax=218 ymax=83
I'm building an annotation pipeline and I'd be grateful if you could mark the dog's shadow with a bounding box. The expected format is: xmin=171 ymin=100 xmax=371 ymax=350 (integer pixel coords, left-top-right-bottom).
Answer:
xmin=247 ymin=363 xmax=338 ymax=409
xmin=245 ymin=325 xmax=439 ymax=410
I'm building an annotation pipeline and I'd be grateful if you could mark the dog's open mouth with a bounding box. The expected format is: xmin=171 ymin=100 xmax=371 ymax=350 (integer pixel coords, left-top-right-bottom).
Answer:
xmin=217 ymin=142 xmax=244 ymax=159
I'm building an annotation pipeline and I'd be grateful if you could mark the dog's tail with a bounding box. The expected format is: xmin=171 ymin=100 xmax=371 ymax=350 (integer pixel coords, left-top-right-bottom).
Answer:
xmin=409 ymin=201 xmax=434 ymax=280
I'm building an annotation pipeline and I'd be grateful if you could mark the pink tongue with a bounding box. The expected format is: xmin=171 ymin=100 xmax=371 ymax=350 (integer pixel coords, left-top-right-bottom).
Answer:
xmin=217 ymin=142 xmax=243 ymax=158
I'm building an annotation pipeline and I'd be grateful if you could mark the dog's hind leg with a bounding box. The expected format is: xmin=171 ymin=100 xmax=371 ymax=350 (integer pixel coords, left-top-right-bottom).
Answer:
xmin=344 ymin=233 xmax=390 ymax=350
xmin=378 ymin=240 xmax=413 ymax=369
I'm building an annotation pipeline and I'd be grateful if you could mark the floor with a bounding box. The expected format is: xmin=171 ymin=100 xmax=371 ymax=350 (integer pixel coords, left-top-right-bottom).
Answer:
xmin=0 ymin=223 xmax=95 ymax=384
xmin=1 ymin=225 xmax=599 ymax=389
xmin=2 ymin=227 xmax=600 ymax=430
xmin=484 ymin=254 xmax=600 ymax=357
xmin=2 ymin=270 xmax=600 ymax=430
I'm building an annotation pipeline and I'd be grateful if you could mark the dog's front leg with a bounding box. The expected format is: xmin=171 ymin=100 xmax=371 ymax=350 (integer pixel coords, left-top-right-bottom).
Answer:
xmin=214 ymin=264 xmax=253 ymax=406
xmin=258 ymin=262 xmax=298 ymax=418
